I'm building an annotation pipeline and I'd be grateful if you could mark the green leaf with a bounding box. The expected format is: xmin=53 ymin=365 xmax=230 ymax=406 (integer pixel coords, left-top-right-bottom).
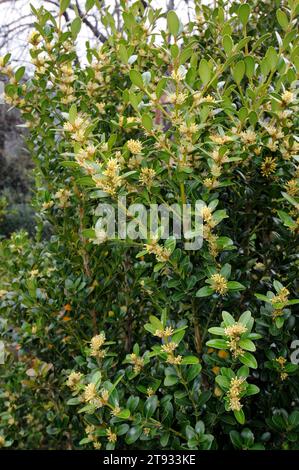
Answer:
xmin=238 ymin=4 xmax=251 ymax=26
xmin=67 ymin=397 xmax=81 ymax=405
xmin=220 ymin=263 xmax=231 ymax=278
xmin=215 ymin=375 xmax=230 ymax=390
xmin=198 ymin=59 xmax=211 ymax=85
xmin=167 ymin=10 xmax=180 ymax=36
xmin=222 ymin=311 xmax=235 ymax=326
xmin=144 ymin=395 xmax=158 ymax=418
xmin=142 ymin=113 xmax=153 ymax=132
xmin=181 ymin=356 xmax=199 ymax=365
xmin=208 ymin=327 xmax=225 ymax=336
xmin=245 ymin=56 xmax=255 ymax=79
xmin=156 ymin=77 xmax=167 ymax=99
xmin=232 ymin=61 xmax=245 ymax=84
xmin=239 ymin=311 xmax=252 ymax=327
xmin=85 ymin=0 xmax=95 ymax=12
xmin=237 ymin=365 xmax=249 ymax=378
xmin=149 ymin=315 xmax=163 ymax=331
xmin=276 ymin=9 xmax=289 ymax=30
xmin=223 ymin=35 xmax=233 ymax=55
xmin=196 ymin=286 xmax=214 ymax=297
xmin=289 ymin=411 xmax=299 ymax=429
xmin=246 ymin=384 xmax=260 ymax=396
xmin=125 ymin=426 xmax=142 ymax=444
xmin=239 ymin=352 xmax=257 ymax=369
xmin=234 ymin=409 xmax=245 ymax=424
xmin=119 ymin=44 xmax=128 ymax=64
xmin=230 ymin=430 xmax=242 ymax=449
xmin=60 ymin=0 xmax=71 ymax=14
xmin=277 ymin=210 xmax=296 ymax=228
xmin=164 ymin=375 xmax=179 ymax=386
xmin=15 ymin=66 xmax=25 ymax=82
xmin=71 ymin=17 xmax=82 ymax=38
xmin=239 ymin=339 xmax=256 ymax=352
xmin=126 ymin=396 xmax=139 ymax=412
xmin=187 ymin=364 xmax=202 ymax=382
xmin=206 ymin=339 xmax=228 ymax=350
xmin=117 ymin=408 xmax=131 ymax=419
xmin=129 ymin=70 xmax=144 ymax=88
xmin=227 ymin=281 xmax=245 ymax=291
xmin=68 ymin=104 xmax=77 ymax=124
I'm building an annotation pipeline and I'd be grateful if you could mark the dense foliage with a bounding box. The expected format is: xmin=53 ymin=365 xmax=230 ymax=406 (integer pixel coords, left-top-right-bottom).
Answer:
xmin=0 ymin=0 xmax=299 ymax=450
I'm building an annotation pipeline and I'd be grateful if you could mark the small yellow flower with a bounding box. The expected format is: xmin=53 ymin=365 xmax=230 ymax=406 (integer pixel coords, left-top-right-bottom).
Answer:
xmin=210 ymin=273 xmax=228 ymax=295
xmin=224 ymin=323 xmax=247 ymax=338
xmin=106 ymin=428 xmax=117 ymax=443
xmin=271 ymin=287 xmax=289 ymax=305
xmin=66 ymin=371 xmax=83 ymax=388
xmin=276 ymin=356 xmax=287 ymax=367
xmin=281 ymin=90 xmax=294 ymax=105
xmin=146 ymin=387 xmax=154 ymax=397
xmin=227 ymin=377 xmax=245 ymax=411
xmin=101 ymin=389 xmax=109 ymax=404
xmin=111 ymin=405 xmax=121 ymax=416
xmin=240 ymin=129 xmax=256 ymax=144
xmin=166 ymin=354 xmax=182 ymax=365
xmin=90 ymin=333 xmax=105 ymax=351
xmin=261 ymin=157 xmax=277 ymax=177
xmin=0 ymin=436 xmax=5 ymax=448
xmin=28 ymin=30 xmax=42 ymax=46
xmin=139 ymin=168 xmax=156 ymax=188
xmin=161 ymin=342 xmax=178 ymax=353
xmin=84 ymin=383 xmax=97 ymax=402
xmin=127 ymin=139 xmax=143 ymax=154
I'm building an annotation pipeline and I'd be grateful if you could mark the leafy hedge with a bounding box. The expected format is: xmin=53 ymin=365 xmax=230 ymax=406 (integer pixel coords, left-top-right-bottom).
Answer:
xmin=0 ymin=0 xmax=299 ymax=450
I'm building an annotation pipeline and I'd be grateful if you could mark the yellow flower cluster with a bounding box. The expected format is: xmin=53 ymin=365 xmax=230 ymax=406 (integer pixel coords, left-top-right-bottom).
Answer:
xmin=106 ymin=428 xmax=117 ymax=443
xmin=66 ymin=371 xmax=83 ymax=389
xmin=285 ymin=179 xmax=299 ymax=197
xmin=227 ymin=377 xmax=245 ymax=411
xmin=63 ymin=114 xmax=90 ymax=143
xmin=144 ymin=240 xmax=171 ymax=263
xmin=200 ymin=206 xmax=219 ymax=257
xmin=93 ymin=158 xmax=122 ymax=197
xmin=127 ymin=139 xmax=143 ymax=154
xmin=84 ymin=383 xmax=97 ymax=402
xmin=276 ymin=356 xmax=288 ymax=381
xmin=90 ymin=333 xmax=106 ymax=359
xmin=54 ymin=189 xmax=72 ymax=208
xmin=210 ymin=273 xmax=228 ymax=295
xmin=260 ymin=157 xmax=277 ymax=177
xmin=271 ymin=287 xmax=289 ymax=305
xmin=130 ymin=353 xmax=145 ymax=373
xmin=139 ymin=168 xmax=156 ymax=188
xmin=154 ymin=327 xmax=174 ymax=338
xmin=161 ymin=342 xmax=178 ymax=354
xmin=281 ymin=90 xmax=294 ymax=105
xmin=166 ymin=355 xmax=182 ymax=365
xmin=59 ymin=63 xmax=76 ymax=105
xmin=224 ymin=323 xmax=247 ymax=358
xmin=28 ymin=30 xmax=42 ymax=46
xmin=239 ymin=129 xmax=256 ymax=145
